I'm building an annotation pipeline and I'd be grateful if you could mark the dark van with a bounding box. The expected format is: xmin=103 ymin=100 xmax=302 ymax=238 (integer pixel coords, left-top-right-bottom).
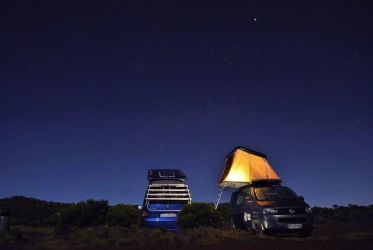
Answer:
xmin=139 ymin=169 xmax=192 ymax=232
xmin=228 ymin=181 xmax=314 ymax=237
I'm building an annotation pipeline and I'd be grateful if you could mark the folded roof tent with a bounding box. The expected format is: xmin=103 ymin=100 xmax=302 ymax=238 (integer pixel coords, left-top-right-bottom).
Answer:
xmin=214 ymin=146 xmax=281 ymax=209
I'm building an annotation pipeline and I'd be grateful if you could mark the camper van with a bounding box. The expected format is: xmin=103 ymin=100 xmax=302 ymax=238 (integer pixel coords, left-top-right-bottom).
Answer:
xmin=139 ymin=169 xmax=192 ymax=232
xmin=215 ymin=146 xmax=314 ymax=237
xmin=229 ymin=181 xmax=314 ymax=237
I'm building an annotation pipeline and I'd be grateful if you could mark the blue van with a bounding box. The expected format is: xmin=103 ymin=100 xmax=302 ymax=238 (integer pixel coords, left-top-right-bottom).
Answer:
xmin=139 ymin=169 xmax=192 ymax=232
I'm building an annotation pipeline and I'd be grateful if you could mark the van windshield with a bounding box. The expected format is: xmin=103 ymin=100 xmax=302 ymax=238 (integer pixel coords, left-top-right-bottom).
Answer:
xmin=254 ymin=187 xmax=298 ymax=201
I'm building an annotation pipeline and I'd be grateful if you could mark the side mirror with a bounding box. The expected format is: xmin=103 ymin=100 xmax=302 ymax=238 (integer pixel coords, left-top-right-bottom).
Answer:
xmin=137 ymin=205 xmax=143 ymax=210
xmin=298 ymin=196 xmax=304 ymax=202
xmin=244 ymin=196 xmax=254 ymax=204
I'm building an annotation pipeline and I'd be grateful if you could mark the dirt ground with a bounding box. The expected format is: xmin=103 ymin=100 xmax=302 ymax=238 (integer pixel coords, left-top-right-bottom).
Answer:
xmin=120 ymin=223 xmax=373 ymax=250
xmin=4 ymin=223 xmax=373 ymax=250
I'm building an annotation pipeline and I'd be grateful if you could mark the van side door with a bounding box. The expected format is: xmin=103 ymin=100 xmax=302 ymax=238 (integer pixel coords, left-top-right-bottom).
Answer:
xmin=234 ymin=191 xmax=247 ymax=227
xmin=251 ymin=188 xmax=261 ymax=221
xmin=229 ymin=191 xmax=245 ymax=227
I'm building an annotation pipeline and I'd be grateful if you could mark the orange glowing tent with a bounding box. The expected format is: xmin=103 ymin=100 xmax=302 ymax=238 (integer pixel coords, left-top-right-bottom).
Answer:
xmin=218 ymin=146 xmax=281 ymax=189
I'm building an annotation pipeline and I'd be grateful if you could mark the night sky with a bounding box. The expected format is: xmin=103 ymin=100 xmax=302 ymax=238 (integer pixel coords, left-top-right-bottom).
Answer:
xmin=1 ymin=1 xmax=372 ymax=207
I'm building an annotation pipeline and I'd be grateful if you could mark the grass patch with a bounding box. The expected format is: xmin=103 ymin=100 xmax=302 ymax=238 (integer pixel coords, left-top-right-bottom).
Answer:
xmin=338 ymin=231 xmax=373 ymax=240
xmin=177 ymin=226 xmax=254 ymax=246
xmin=0 ymin=226 xmax=267 ymax=248
xmin=3 ymin=224 xmax=373 ymax=249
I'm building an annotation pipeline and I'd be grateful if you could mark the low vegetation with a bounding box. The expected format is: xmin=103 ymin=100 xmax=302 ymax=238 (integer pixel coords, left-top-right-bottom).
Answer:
xmin=177 ymin=202 xmax=222 ymax=229
xmin=1 ymin=196 xmax=373 ymax=249
xmin=0 ymin=196 xmax=71 ymax=227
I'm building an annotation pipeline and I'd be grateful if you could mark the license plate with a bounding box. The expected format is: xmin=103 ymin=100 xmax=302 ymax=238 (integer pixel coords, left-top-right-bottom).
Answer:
xmin=287 ymin=224 xmax=302 ymax=229
xmin=160 ymin=213 xmax=177 ymax=217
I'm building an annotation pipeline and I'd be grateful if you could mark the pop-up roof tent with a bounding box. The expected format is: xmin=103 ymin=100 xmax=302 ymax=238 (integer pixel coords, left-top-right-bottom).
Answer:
xmin=214 ymin=146 xmax=281 ymax=209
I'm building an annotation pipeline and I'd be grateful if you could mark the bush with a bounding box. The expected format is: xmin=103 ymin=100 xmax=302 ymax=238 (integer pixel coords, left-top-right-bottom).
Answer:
xmin=216 ymin=203 xmax=229 ymax=226
xmin=0 ymin=196 xmax=70 ymax=227
xmin=106 ymin=204 xmax=140 ymax=228
xmin=43 ymin=213 xmax=59 ymax=227
xmin=105 ymin=237 xmax=117 ymax=245
xmin=55 ymin=199 xmax=109 ymax=232
xmin=177 ymin=203 xmax=223 ymax=230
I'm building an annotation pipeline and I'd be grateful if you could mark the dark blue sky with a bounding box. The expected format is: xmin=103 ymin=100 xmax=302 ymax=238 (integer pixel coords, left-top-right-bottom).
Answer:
xmin=1 ymin=1 xmax=372 ymax=207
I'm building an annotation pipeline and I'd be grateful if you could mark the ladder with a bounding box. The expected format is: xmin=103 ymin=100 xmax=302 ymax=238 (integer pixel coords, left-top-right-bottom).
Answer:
xmin=214 ymin=185 xmax=225 ymax=209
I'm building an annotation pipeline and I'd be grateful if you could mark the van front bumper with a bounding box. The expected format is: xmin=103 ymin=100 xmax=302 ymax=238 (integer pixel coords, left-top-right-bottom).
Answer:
xmin=260 ymin=214 xmax=314 ymax=232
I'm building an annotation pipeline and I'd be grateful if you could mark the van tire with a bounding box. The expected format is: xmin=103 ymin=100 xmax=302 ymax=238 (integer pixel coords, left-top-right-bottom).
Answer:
xmin=253 ymin=219 xmax=269 ymax=235
xmin=229 ymin=217 xmax=236 ymax=230
xmin=251 ymin=219 xmax=258 ymax=232
xmin=249 ymin=220 xmax=258 ymax=235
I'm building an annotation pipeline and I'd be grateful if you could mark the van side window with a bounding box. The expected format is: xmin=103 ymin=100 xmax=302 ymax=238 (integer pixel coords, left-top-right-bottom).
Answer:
xmin=240 ymin=187 xmax=253 ymax=199
xmin=230 ymin=192 xmax=238 ymax=204
xmin=230 ymin=188 xmax=253 ymax=207
xmin=236 ymin=192 xmax=246 ymax=205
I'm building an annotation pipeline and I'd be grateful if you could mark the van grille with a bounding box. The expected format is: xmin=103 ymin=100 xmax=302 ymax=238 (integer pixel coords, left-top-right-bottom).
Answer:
xmin=276 ymin=208 xmax=306 ymax=215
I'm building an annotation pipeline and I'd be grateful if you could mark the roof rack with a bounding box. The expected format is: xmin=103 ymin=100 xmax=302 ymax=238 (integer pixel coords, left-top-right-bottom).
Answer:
xmin=145 ymin=183 xmax=192 ymax=203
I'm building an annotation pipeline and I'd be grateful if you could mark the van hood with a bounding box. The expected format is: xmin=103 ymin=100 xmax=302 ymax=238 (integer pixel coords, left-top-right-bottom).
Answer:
xmin=257 ymin=199 xmax=306 ymax=208
xmin=147 ymin=203 xmax=185 ymax=212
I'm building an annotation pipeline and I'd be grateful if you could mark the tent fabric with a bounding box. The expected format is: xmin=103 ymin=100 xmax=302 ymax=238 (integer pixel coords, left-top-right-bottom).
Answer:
xmin=218 ymin=148 xmax=281 ymax=188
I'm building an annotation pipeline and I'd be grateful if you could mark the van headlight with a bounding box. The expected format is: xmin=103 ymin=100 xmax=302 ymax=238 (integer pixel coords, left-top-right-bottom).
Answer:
xmin=262 ymin=208 xmax=278 ymax=215
xmin=305 ymin=206 xmax=312 ymax=214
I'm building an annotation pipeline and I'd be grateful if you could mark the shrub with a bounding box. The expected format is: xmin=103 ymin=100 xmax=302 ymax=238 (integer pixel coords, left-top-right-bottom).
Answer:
xmin=55 ymin=199 xmax=109 ymax=232
xmin=43 ymin=213 xmax=60 ymax=227
xmin=105 ymin=237 xmax=117 ymax=245
xmin=216 ymin=203 xmax=229 ymax=226
xmin=177 ymin=202 xmax=223 ymax=230
xmin=0 ymin=196 xmax=70 ymax=227
xmin=93 ymin=225 xmax=110 ymax=238
xmin=106 ymin=204 xmax=140 ymax=228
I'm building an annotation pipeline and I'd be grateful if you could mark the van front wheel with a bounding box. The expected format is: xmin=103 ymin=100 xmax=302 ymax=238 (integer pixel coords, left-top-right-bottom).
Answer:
xmin=252 ymin=219 xmax=269 ymax=235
